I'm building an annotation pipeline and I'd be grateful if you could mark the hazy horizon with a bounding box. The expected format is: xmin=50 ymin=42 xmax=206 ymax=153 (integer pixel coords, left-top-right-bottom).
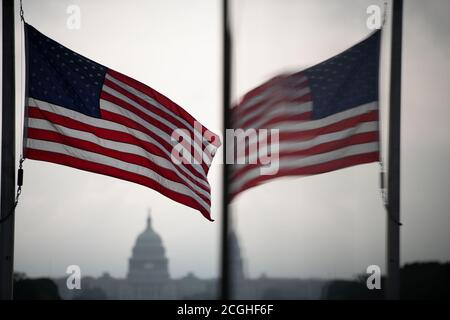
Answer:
xmin=3 ymin=0 xmax=449 ymax=281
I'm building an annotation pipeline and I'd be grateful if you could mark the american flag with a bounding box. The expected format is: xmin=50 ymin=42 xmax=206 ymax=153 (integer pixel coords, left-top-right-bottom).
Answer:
xmin=230 ymin=31 xmax=381 ymax=200
xmin=24 ymin=24 xmax=221 ymax=221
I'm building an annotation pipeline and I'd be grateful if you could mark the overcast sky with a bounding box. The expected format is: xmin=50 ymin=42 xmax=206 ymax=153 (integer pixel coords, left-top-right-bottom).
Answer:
xmin=4 ymin=0 xmax=449 ymax=281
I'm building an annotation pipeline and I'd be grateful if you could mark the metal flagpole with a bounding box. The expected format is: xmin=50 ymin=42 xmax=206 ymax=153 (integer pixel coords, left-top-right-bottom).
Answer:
xmin=386 ymin=0 xmax=403 ymax=300
xmin=220 ymin=0 xmax=231 ymax=300
xmin=0 ymin=0 xmax=16 ymax=300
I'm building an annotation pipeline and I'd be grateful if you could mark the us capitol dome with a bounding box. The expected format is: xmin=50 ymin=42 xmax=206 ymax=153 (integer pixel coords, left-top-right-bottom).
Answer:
xmin=54 ymin=210 xmax=325 ymax=299
xmin=127 ymin=214 xmax=170 ymax=285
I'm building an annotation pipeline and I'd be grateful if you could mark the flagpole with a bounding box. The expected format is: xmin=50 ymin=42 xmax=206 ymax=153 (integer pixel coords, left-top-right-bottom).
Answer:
xmin=0 ymin=0 xmax=16 ymax=300
xmin=220 ymin=0 xmax=231 ymax=300
xmin=386 ymin=0 xmax=403 ymax=300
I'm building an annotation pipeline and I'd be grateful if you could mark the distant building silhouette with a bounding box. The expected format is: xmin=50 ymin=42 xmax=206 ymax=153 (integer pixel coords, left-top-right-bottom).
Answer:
xmin=54 ymin=213 xmax=326 ymax=299
xmin=128 ymin=215 xmax=170 ymax=282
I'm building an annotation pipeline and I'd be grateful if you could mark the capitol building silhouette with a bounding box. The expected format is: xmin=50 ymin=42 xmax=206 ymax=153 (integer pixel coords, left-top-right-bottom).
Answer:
xmin=54 ymin=213 xmax=326 ymax=299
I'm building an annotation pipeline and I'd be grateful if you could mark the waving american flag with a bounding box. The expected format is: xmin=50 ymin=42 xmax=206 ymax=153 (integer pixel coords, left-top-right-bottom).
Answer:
xmin=230 ymin=31 xmax=381 ymax=200
xmin=24 ymin=24 xmax=221 ymax=221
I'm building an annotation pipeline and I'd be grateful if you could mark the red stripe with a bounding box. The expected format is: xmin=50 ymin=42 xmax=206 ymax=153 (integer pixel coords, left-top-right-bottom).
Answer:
xmin=27 ymin=107 xmax=209 ymax=183
xmin=238 ymin=76 xmax=285 ymax=104
xmin=103 ymin=79 xmax=220 ymax=153
xmin=100 ymin=91 xmax=211 ymax=164
xmin=257 ymin=111 xmax=311 ymax=129
xmin=234 ymin=79 xmax=309 ymax=118
xmin=101 ymin=92 xmax=199 ymax=157
xmin=239 ymin=110 xmax=311 ymax=132
xmin=25 ymin=148 xmax=213 ymax=221
xmin=231 ymin=131 xmax=379 ymax=181
xmin=234 ymin=111 xmax=378 ymax=162
xmin=27 ymin=127 xmax=211 ymax=199
xmin=101 ymin=90 xmax=180 ymax=138
xmin=100 ymin=109 xmax=211 ymax=175
xmin=103 ymin=78 xmax=190 ymax=132
xmin=278 ymin=110 xmax=378 ymax=141
xmin=280 ymin=131 xmax=378 ymax=158
xmin=234 ymin=92 xmax=312 ymax=126
xmin=106 ymin=69 xmax=221 ymax=148
xmin=238 ymin=73 xmax=304 ymax=105
xmin=229 ymin=152 xmax=379 ymax=201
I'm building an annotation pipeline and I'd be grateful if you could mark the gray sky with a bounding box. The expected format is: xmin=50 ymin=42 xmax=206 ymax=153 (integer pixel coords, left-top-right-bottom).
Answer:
xmin=6 ymin=0 xmax=450 ymax=281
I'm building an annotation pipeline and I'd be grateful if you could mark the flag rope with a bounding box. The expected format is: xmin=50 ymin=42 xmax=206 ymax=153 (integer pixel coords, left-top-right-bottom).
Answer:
xmin=379 ymin=3 xmax=402 ymax=227
xmin=382 ymin=1 xmax=388 ymax=28
xmin=19 ymin=0 xmax=24 ymax=21
xmin=19 ymin=0 xmax=26 ymax=158
xmin=0 ymin=158 xmax=25 ymax=224
xmin=380 ymin=160 xmax=402 ymax=226
xmin=0 ymin=0 xmax=27 ymax=225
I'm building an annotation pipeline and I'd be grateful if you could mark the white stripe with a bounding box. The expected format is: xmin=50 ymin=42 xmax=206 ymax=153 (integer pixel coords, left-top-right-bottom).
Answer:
xmin=234 ymin=87 xmax=311 ymax=128
xmin=99 ymin=96 xmax=212 ymax=166
xmin=27 ymin=97 xmax=208 ymax=179
xmin=101 ymin=84 xmax=213 ymax=162
xmin=275 ymin=102 xmax=378 ymax=132
xmin=235 ymin=101 xmax=313 ymax=129
xmin=233 ymin=102 xmax=378 ymax=163
xmin=238 ymin=75 xmax=308 ymax=112
xmin=235 ymin=121 xmax=379 ymax=165
xmin=99 ymin=98 xmax=212 ymax=169
xmin=105 ymin=73 xmax=215 ymax=152
xmin=27 ymin=117 xmax=211 ymax=199
xmin=27 ymin=138 xmax=211 ymax=213
xmin=230 ymin=142 xmax=379 ymax=193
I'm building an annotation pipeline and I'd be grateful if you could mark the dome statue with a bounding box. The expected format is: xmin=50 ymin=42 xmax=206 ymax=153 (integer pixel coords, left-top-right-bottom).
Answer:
xmin=127 ymin=210 xmax=170 ymax=284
